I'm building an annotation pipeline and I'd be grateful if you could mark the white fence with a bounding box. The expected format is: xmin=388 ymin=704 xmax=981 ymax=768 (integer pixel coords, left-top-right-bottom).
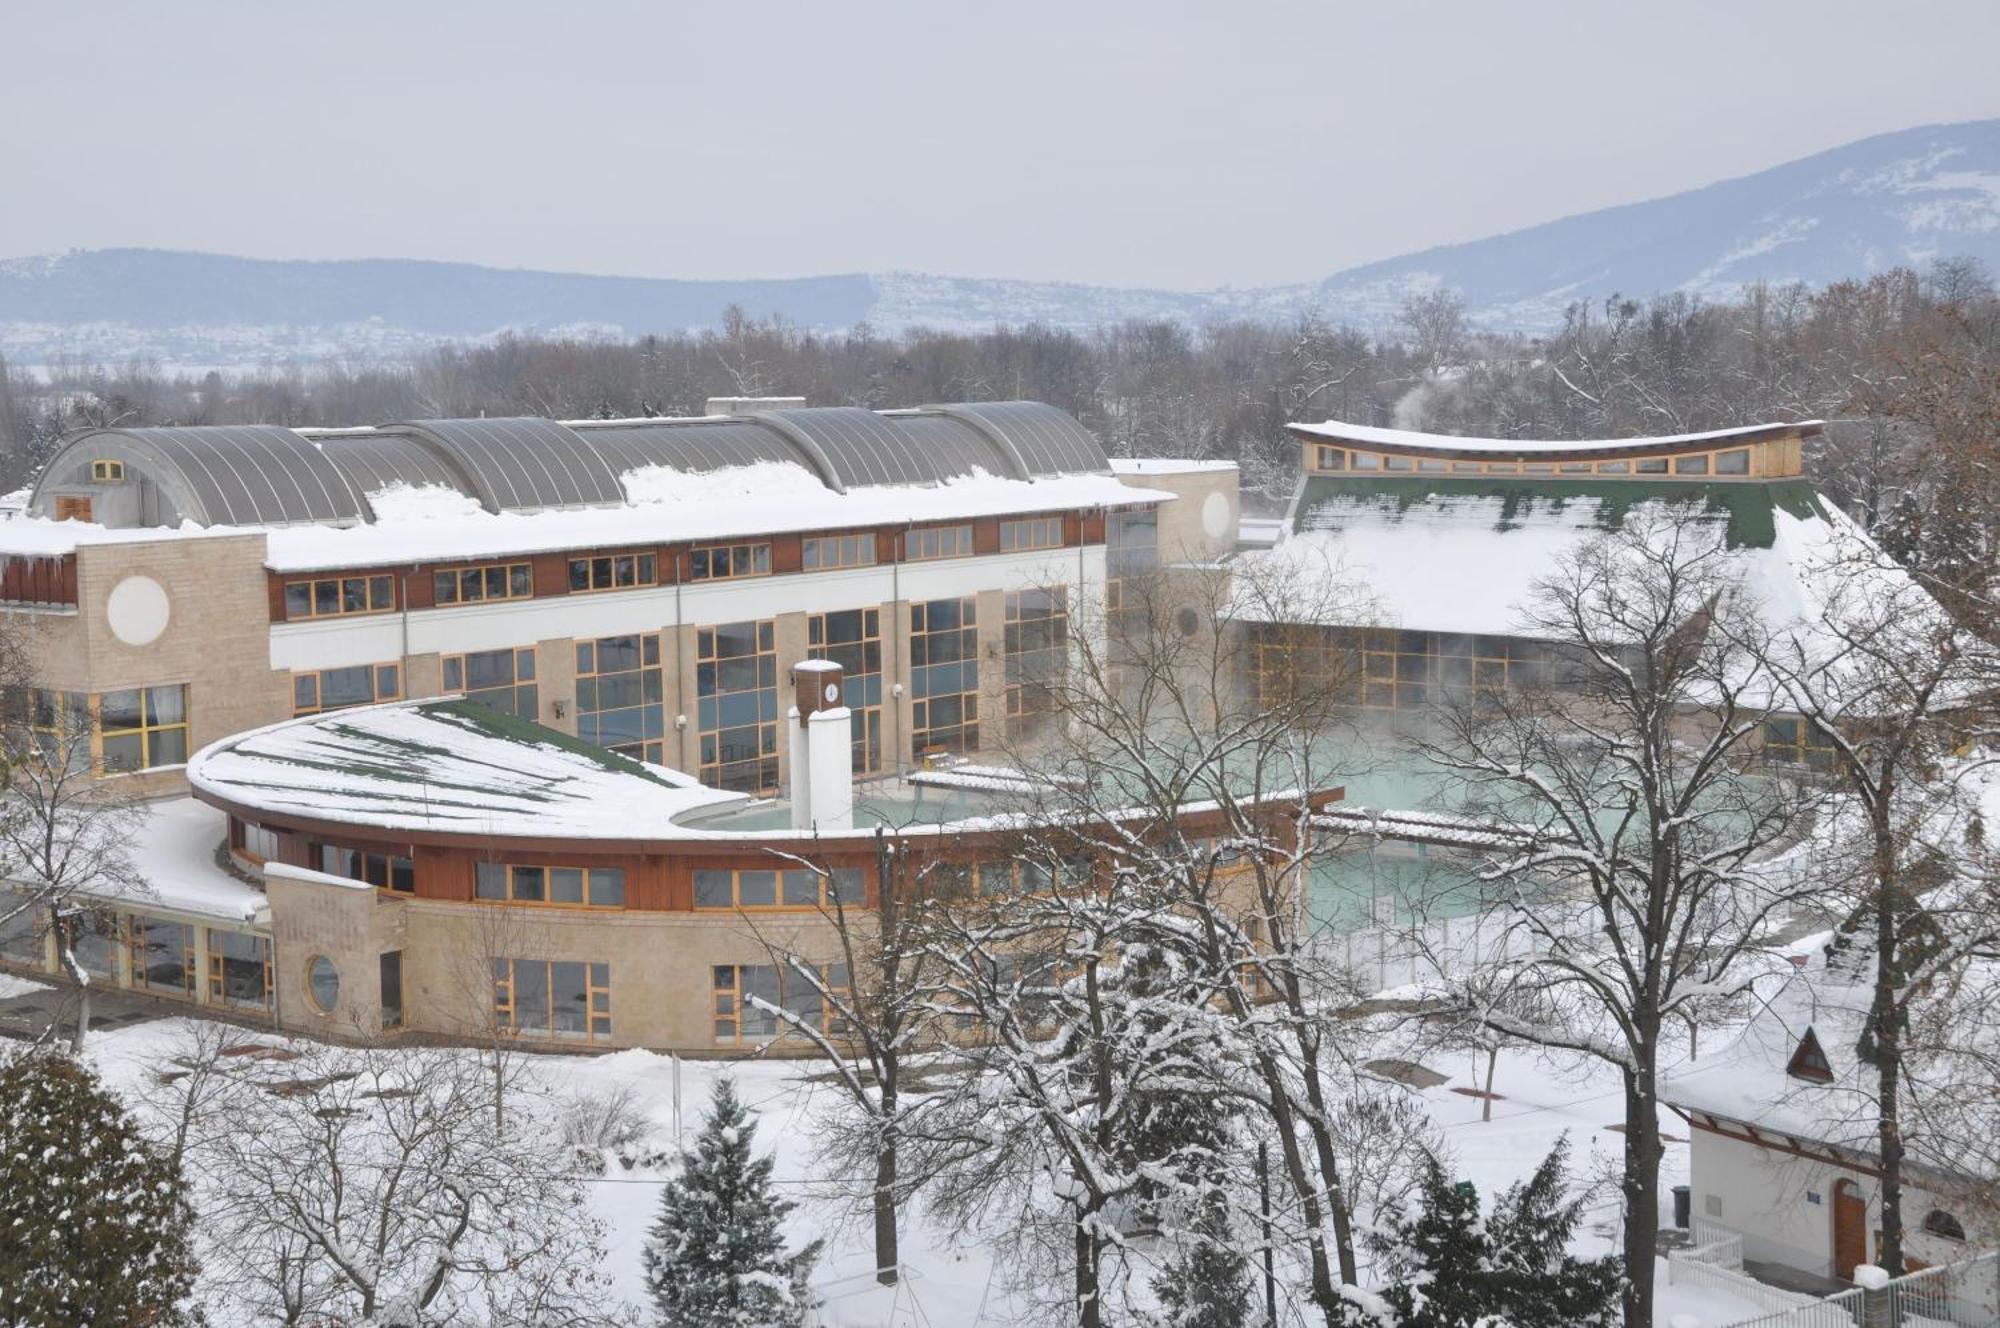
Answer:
xmin=1311 ymin=903 xmax=1596 ymax=993
xmin=1668 ymin=1221 xmax=1824 ymax=1321
xmin=1725 ymin=1252 xmax=1998 ymax=1328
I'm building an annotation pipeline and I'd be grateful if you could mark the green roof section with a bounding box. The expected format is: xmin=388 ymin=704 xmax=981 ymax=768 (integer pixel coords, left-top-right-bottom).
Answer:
xmin=1291 ymin=476 xmax=1828 ymax=549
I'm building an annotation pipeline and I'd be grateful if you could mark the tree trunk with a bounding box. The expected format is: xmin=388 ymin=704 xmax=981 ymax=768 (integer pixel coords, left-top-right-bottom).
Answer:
xmin=872 ymin=1127 xmax=898 ymax=1285
xmin=1873 ymin=854 xmax=1906 ymax=1276
xmin=1482 ymin=1044 xmax=1498 ymax=1123
xmin=1620 ymin=1069 xmax=1662 ymax=1328
xmin=1075 ymin=1212 xmax=1100 ymax=1328
xmin=51 ymin=903 xmax=88 ymax=1052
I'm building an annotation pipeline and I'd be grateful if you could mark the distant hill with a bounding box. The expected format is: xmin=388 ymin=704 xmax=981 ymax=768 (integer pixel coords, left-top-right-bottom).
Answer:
xmin=5 ymin=119 xmax=1999 ymax=368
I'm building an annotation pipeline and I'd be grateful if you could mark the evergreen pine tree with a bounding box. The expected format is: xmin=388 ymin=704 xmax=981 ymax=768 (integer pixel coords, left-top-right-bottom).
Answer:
xmin=644 ymin=1076 xmax=823 ymax=1328
xmin=1152 ymin=1205 xmax=1252 ymax=1328
xmin=1341 ymin=1138 xmax=1619 ymax=1328
xmin=0 ymin=1049 xmax=198 ymax=1327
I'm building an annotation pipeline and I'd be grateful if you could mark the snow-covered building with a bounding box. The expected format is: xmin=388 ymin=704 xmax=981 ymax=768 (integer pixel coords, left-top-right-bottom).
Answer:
xmin=1663 ymin=942 xmax=1997 ymax=1286
xmin=1234 ymin=417 xmax=1871 ymax=763
xmin=1 ymin=399 xmax=1233 ymax=797
xmin=0 ymin=399 xmax=1262 ymax=1050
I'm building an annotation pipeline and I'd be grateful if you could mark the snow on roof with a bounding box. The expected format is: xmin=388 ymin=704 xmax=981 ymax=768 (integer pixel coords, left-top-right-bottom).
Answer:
xmin=1109 ymin=458 xmax=1240 ymax=475
xmin=1232 ymin=478 xmax=1912 ymax=647
xmin=1290 ymin=419 xmax=1823 ymax=456
xmin=0 ymin=467 xmax=1174 ymax=571
xmin=104 ymin=798 xmax=267 ymax=922
xmin=186 ymin=698 xmax=743 ymax=840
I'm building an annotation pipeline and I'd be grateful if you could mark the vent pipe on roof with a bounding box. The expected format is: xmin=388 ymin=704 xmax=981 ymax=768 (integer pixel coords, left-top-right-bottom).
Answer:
xmin=707 ymin=396 xmax=807 ymax=417
xmin=788 ymin=660 xmax=853 ymax=832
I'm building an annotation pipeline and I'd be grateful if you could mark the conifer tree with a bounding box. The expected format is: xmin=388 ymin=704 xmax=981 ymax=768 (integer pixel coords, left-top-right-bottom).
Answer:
xmin=0 ymin=1050 xmax=198 ymax=1327
xmin=1342 ymin=1138 xmax=1619 ymax=1328
xmin=644 ymin=1076 xmax=823 ymax=1328
xmin=1152 ymin=1205 xmax=1252 ymax=1328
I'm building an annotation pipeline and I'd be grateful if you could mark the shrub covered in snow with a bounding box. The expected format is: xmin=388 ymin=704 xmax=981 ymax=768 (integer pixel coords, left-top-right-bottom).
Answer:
xmin=0 ymin=1048 xmax=198 ymax=1327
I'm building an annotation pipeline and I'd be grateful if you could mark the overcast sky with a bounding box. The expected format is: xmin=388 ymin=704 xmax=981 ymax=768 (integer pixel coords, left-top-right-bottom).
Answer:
xmin=7 ymin=0 xmax=1999 ymax=290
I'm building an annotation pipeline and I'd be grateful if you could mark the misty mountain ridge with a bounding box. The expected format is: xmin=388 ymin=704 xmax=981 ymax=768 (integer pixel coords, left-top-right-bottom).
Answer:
xmin=5 ymin=119 xmax=1999 ymax=370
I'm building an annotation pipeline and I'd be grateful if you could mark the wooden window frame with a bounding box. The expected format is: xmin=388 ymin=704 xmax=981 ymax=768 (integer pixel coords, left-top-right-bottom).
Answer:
xmin=492 ymin=957 xmax=612 ymax=1041
xmin=1003 ymin=586 xmax=1068 ymax=739
xmin=472 ymin=861 xmax=626 ymax=909
xmin=90 ymin=459 xmax=126 ymax=483
xmin=441 ymin=647 xmax=538 ymax=720
xmin=711 ymin=962 xmax=846 ymax=1045
xmin=910 ymin=596 xmax=979 ymax=758
xmin=292 ymin=663 xmax=403 ymax=716
xmin=999 ymin=516 xmax=1064 ymax=553
xmin=319 ymin=844 xmax=416 ymax=895
xmin=575 ymin=634 xmax=664 ymax=765
xmin=809 ymin=608 xmax=884 ymax=775
xmin=205 ymin=929 xmax=273 ymax=1011
xmin=567 ymin=551 xmax=659 ymax=593
xmin=686 ymin=543 xmax=771 ymax=583
xmin=283 ymin=573 xmax=396 ymax=621
xmin=801 ymin=533 xmax=877 ymax=571
xmin=98 ymin=684 xmax=189 ymax=773
xmin=906 ymin=523 xmax=974 ymax=561
xmin=692 ymin=866 xmax=866 ymax=911
xmin=431 ymin=561 xmax=532 ymax=606
xmin=128 ymin=916 xmax=195 ymax=997
xmin=696 ymin=620 xmax=778 ymax=795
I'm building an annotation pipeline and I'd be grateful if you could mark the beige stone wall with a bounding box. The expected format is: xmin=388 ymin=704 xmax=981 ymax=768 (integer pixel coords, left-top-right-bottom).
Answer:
xmin=265 ymin=867 xmax=397 ymax=1038
xmin=1119 ymin=466 xmax=1240 ymax=564
xmin=390 ymin=896 xmax=857 ymax=1053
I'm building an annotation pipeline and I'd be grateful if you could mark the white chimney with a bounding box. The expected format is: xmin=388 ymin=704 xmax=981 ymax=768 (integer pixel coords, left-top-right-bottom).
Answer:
xmin=706 ymin=396 xmax=807 ymax=417
xmin=788 ymin=659 xmax=853 ymax=832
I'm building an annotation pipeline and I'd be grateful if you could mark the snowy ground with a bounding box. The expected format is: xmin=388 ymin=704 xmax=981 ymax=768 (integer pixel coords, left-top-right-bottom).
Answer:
xmin=68 ymin=1013 xmax=1775 ymax=1327
xmin=0 ymin=971 xmax=51 ymax=1001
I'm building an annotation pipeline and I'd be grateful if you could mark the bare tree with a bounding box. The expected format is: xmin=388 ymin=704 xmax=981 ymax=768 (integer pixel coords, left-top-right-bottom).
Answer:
xmin=0 ymin=680 xmax=147 ymax=1051
xmin=1749 ymin=526 xmax=2000 ymax=1272
xmin=741 ymin=829 xmax=938 ymax=1287
xmin=193 ymin=1041 xmax=620 ymax=1326
xmin=1413 ymin=505 xmax=1819 ymax=1328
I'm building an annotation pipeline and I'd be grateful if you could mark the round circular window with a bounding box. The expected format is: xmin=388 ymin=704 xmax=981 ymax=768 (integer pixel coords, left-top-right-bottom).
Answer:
xmin=305 ymin=955 xmax=340 ymax=1014
xmin=1176 ymin=607 xmax=1202 ymax=639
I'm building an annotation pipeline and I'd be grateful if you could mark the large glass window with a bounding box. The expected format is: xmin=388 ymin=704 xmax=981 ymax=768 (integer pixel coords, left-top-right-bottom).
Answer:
xmin=492 ymin=958 xmax=611 ymax=1041
xmin=999 ymin=516 xmax=1064 ymax=553
xmin=568 ymin=552 xmax=658 ymax=592
xmin=809 ymin=608 xmax=883 ymax=774
xmin=576 ymin=634 xmax=664 ymax=764
xmin=283 ymin=574 xmax=395 ymax=621
xmin=61 ymin=908 xmax=118 ymax=979
xmin=473 ymin=862 xmax=625 ymax=908
xmin=1004 ymin=588 xmax=1068 ymax=741
xmin=292 ymin=664 xmax=402 ymax=716
xmin=906 ymin=524 xmax=973 ymax=561
xmin=712 ymin=963 xmax=850 ymax=1045
xmin=442 ymin=648 xmax=538 ymax=720
xmin=802 ymin=534 xmax=876 ymax=570
xmin=911 ymin=597 xmax=978 ymax=758
xmin=380 ymin=951 xmax=404 ymax=1031
xmin=1106 ymin=510 xmax=1158 ymax=614
xmin=1762 ymin=715 xmax=1836 ymax=771
xmin=4 ymin=687 xmax=89 ymax=775
xmin=99 ymin=685 xmax=189 ymax=772
xmin=130 ymin=917 xmax=194 ymax=996
xmin=319 ymin=844 xmax=415 ymax=894
xmin=432 ymin=561 xmax=532 ymax=605
xmin=697 ymin=621 xmax=778 ymax=794
xmin=0 ymin=891 xmax=43 ymax=964
xmin=206 ymin=930 xmax=272 ymax=1010
xmin=688 ymin=544 xmax=771 ymax=582
xmin=693 ymin=867 xmax=865 ymax=910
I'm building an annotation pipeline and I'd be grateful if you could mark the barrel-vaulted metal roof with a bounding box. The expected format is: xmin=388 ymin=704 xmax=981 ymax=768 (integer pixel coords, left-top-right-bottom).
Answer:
xmin=393 ymin=418 xmax=624 ymax=512
xmin=51 ymin=425 xmax=370 ymax=526
xmin=567 ymin=419 xmax=830 ymax=483
xmin=30 ymin=402 xmax=1114 ymax=530
xmin=307 ymin=430 xmax=470 ymax=498
xmin=935 ymin=401 xmax=1112 ymax=477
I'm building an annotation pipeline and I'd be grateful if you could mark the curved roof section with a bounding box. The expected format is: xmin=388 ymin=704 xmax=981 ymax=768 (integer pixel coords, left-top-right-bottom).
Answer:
xmin=755 ymin=407 xmax=941 ymax=490
xmin=935 ymin=401 xmax=1112 ymax=477
xmin=311 ymin=430 xmax=472 ymax=498
xmin=394 ymin=417 xmax=623 ymax=512
xmin=568 ymin=418 xmax=830 ymax=485
xmin=36 ymin=425 xmax=369 ymax=526
xmin=1289 ymin=419 xmax=1825 ymax=460
xmin=879 ymin=412 xmax=1023 ymax=480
